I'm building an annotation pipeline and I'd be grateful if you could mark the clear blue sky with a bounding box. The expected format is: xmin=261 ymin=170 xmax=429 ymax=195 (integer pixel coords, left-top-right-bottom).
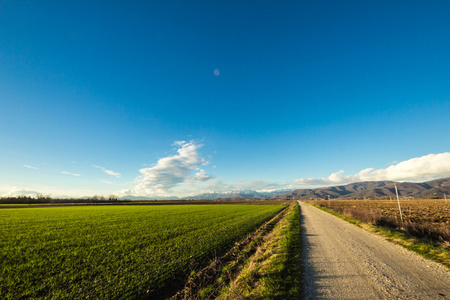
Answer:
xmin=1 ymin=1 xmax=449 ymax=197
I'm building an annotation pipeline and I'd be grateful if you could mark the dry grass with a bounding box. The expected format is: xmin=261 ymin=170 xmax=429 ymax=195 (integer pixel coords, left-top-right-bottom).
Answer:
xmin=305 ymin=199 xmax=450 ymax=245
xmin=307 ymin=200 xmax=450 ymax=267
xmin=170 ymin=205 xmax=291 ymax=300
xmin=217 ymin=204 xmax=302 ymax=299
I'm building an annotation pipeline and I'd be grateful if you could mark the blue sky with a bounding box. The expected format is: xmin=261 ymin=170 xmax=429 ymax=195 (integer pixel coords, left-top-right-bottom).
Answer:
xmin=1 ymin=1 xmax=449 ymax=198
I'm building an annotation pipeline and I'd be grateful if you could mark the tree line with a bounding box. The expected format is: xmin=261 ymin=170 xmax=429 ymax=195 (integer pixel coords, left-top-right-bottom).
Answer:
xmin=0 ymin=194 xmax=122 ymax=204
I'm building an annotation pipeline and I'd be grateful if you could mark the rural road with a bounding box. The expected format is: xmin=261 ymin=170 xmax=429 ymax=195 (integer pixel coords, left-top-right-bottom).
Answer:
xmin=298 ymin=201 xmax=450 ymax=299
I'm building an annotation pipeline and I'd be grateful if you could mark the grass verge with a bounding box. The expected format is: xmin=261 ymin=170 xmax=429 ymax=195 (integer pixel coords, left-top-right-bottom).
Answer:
xmin=214 ymin=203 xmax=302 ymax=299
xmin=308 ymin=203 xmax=450 ymax=268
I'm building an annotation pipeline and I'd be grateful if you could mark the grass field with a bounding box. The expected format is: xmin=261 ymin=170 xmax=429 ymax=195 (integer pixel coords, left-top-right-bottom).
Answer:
xmin=0 ymin=204 xmax=285 ymax=299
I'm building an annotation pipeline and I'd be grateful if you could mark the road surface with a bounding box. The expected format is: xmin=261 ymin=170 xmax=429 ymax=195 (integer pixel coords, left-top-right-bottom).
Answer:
xmin=299 ymin=201 xmax=450 ymax=299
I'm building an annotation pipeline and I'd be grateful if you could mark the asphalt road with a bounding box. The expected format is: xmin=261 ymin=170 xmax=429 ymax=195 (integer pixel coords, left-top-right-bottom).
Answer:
xmin=299 ymin=201 xmax=450 ymax=299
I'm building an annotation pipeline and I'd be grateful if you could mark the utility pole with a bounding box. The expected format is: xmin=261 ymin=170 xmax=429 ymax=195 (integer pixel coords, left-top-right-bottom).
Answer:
xmin=394 ymin=183 xmax=404 ymax=228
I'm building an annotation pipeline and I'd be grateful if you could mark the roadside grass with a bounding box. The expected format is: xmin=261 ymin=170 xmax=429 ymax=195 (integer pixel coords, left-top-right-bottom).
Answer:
xmin=305 ymin=199 xmax=450 ymax=244
xmin=307 ymin=203 xmax=450 ymax=268
xmin=0 ymin=204 xmax=285 ymax=299
xmin=215 ymin=203 xmax=302 ymax=299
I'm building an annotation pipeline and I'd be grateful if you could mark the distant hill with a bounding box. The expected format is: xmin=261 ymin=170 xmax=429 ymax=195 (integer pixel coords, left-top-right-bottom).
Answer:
xmin=281 ymin=177 xmax=450 ymax=199
xmin=116 ymin=177 xmax=450 ymax=201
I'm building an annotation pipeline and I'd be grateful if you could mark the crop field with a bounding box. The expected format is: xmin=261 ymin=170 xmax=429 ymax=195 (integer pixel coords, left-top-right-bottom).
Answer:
xmin=305 ymin=199 xmax=449 ymax=243
xmin=0 ymin=204 xmax=285 ymax=299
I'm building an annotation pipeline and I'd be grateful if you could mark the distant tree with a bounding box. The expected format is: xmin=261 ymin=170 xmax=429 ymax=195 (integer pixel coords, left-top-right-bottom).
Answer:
xmin=35 ymin=194 xmax=51 ymax=201
xmin=92 ymin=195 xmax=99 ymax=201
xmin=109 ymin=195 xmax=118 ymax=201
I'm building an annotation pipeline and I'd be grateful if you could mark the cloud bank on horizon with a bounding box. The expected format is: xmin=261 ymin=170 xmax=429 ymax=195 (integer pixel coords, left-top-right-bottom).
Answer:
xmin=3 ymin=143 xmax=450 ymax=198
xmin=294 ymin=153 xmax=450 ymax=186
xmin=2 ymin=188 xmax=41 ymax=198
xmin=117 ymin=141 xmax=450 ymax=197
xmin=118 ymin=141 xmax=289 ymax=197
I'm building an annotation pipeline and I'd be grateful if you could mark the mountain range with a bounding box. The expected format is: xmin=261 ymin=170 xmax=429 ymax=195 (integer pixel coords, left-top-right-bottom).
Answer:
xmin=119 ymin=177 xmax=450 ymax=200
xmin=282 ymin=177 xmax=450 ymax=200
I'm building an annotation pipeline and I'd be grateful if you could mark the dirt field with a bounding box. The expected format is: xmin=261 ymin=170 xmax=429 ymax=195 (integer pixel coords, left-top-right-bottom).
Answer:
xmin=299 ymin=202 xmax=450 ymax=299
xmin=303 ymin=199 xmax=450 ymax=244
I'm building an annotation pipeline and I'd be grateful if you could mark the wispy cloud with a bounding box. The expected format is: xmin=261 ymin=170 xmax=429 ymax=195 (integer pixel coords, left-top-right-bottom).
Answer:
xmin=120 ymin=141 xmax=212 ymax=196
xmin=93 ymin=165 xmax=121 ymax=178
xmin=294 ymin=152 xmax=450 ymax=186
xmin=23 ymin=165 xmax=39 ymax=169
xmin=61 ymin=171 xmax=81 ymax=177
xmin=101 ymin=180 xmax=123 ymax=185
xmin=104 ymin=169 xmax=121 ymax=176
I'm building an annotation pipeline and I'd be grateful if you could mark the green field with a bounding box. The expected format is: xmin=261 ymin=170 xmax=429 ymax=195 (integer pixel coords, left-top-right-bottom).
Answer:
xmin=0 ymin=204 xmax=285 ymax=299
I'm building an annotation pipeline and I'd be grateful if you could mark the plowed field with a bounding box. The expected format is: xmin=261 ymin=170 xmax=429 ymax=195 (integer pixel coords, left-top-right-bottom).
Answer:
xmin=304 ymin=199 xmax=449 ymax=243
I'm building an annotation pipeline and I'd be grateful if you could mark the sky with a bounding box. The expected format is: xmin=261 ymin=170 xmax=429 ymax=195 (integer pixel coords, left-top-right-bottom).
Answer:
xmin=1 ymin=1 xmax=450 ymax=198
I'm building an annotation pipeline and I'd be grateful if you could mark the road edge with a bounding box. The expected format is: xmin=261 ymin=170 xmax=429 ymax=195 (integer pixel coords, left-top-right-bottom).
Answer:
xmin=302 ymin=201 xmax=450 ymax=269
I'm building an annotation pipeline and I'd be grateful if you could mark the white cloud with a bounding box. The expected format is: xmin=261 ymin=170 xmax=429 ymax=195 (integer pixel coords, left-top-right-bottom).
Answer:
xmin=104 ymin=169 xmax=121 ymax=176
xmin=165 ymin=179 xmax=286 ymax=197
xmin=191 ymin=169 xmax=213 ymax=183
xmin=23 ymin=165 xmax=38 ymax=169
xmin=93 ymin=165 xmax=121 ymax=178
xmin=61 ymin=171 xmax=81 ymax=177
xmin=217 ymin=180 xmax=284 ymax=192
xmin=120 ymin=141 xmax=211 ymax=196
xmin=101 ymin=180 xmax=123 ymax=185
xmin=294 ymin=152 xmax=450 ymax=186
xmin=2 ymin=188 xmax=40 ymax=197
